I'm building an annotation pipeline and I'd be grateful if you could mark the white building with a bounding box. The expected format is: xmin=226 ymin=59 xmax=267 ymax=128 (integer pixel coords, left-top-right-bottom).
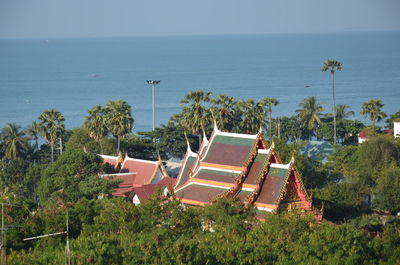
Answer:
xmin=394 ymin=121 xmax=400 ymax=138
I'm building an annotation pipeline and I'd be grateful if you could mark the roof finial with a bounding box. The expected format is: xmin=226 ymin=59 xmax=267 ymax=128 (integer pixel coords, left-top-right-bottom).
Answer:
xmin=210 ymin=108 xmax=218 ymax=131
xmin=202 ymin=126 xmax=208 ymax=142
xmin=271 ymin=140 xmax=275 ymax=149
xmin=157 ymin=150 xmax=162 ymax=162
xmin=259 ymin=124 xmax=263 ymax=134
xmin=184 ymin=131 xmax=192 ymax=153
xmin=290 ymin=153 xmax=295 ymax=164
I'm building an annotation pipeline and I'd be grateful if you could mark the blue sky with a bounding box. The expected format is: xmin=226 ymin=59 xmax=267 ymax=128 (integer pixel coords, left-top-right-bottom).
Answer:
xmin=0 ymin=0 xmax=399 ymax=38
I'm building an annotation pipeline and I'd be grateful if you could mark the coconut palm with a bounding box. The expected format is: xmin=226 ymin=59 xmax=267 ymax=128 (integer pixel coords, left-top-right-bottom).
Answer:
xmin=26 ymin=121 xmax=40 ymax=151
xmin=296 ymin=96 xmax=325 ymax=139
xmin=104 ymin=100 xmax=134 ymax=155
xmin=0 ymin=123 xmax=29 ymax=160
xmin=335 ymin=104 xmax=355 ymax=120
xmin=321 ymin=59 xmax=343 ymax=144
xmin=211 ymin=94 xmax=237 ymax=131
xmin=237 ymin=99 xmax=265 ymax=134
xmin=360 ymin=99 xmax=386 ymax=133
xmin=260 ymin=97 xmax=279 ymax=139
xmin=180 ymin=90 xmax=213 ymax=140
xmin=84 ymin=105 xmax=108 ymax=154
xmin=38 ymin=109 xmax=65 ymax=162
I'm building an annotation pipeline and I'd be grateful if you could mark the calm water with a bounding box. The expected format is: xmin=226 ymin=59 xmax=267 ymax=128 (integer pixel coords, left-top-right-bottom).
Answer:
xmin=1 ymin=32 xmax=400 ymax=132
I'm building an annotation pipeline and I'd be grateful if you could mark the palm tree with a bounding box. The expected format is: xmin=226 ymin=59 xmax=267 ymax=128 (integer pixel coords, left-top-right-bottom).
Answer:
xmin=84 ymin=105 xmax=108 ymax=154
xmin=211 ymin=94 xmax=237 ymax=131
xmin=180 ymin=90 xmax=213 ymax=140
xmin=26 ymin=121 xmax=40 ymax=151
xmin=335 ymin=104 xmax=355 ymax=120
xmin=104 ymin=100 xmax=134 ymax=155
xmin=360 ymin=99 xmax=386 ymax=133
xmin=260 ymin=97 xmax=279 ymax=139
xmin=38 ymin=109 xmax=65 ymax=162
xmin=0 ymin=123 xmax=29 ymax=160
xmin=296 ymin=96 xmax=325 ymax=139
xmin=237 ymin=99 xmax=265 ymax=134
xmin=321 ymin=59 xmax=343 ymax=144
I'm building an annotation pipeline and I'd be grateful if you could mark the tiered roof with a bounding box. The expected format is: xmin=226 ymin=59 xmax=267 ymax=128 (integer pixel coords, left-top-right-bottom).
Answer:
xmin=99 ymin=154 xmax=171 ymax=198
xmin=173 ymin=124 xmax=313 ymax=216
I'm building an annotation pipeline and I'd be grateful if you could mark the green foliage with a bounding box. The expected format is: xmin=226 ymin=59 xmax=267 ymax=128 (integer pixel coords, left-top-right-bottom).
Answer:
xmin=65 ymin=127 xmax=115 ymax=155
xmin=121 ymin=134 xmax=156 ymax=160
xmin=374 ymin=166 xmax=400 ymax=213
xmin=296 ymin=96 xmax=325 ymax=138
xmin=360 ymin=99 xmax=387 ymax=132
xmin=104 ymin=99 xmax=134 ymax=155
xmin=38 ymin=108 xmax=65 ymax=162
xmin=84 ymin=105 xmax=108 ymax=154
xmin=356 ymin=134 xmax=399 ymax=178
xmin=37 ymin=150 xmax=120 ymax=203
xmin=0 ymin=123 xmax=29 ymax=160
xmin=179 ymin=90 xmax=213 ymax=135
xmin=141 ymin=121 xmax=200 ymax=159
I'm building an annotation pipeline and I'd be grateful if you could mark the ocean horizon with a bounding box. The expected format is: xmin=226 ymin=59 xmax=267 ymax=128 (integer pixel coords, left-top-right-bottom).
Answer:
xmin=1 ymin=31 xmax=399 ymax=132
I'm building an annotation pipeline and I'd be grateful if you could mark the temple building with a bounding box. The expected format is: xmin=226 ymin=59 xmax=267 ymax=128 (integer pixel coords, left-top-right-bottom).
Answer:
xmin=100 ymin=154 xmax=172 ymax=198
xmin=173 ymin=123 xmax=320 ymax=219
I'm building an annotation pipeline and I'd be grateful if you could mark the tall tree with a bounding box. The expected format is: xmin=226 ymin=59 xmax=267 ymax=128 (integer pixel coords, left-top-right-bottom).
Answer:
xmin=321 ymin=59 xmax=343 ymax=144
xmin=260 ymin=97 xmax=279 ymax=139
xmin=360 ymin=99 xmax=386 ymax=133
xmin=38 ymin=109 xmax=65 ymax=162
xmin=104 ymin=100 xmax=134 ymax=155
xmin=334 ymin=104 xmax=354 ymax=120
xmin=236 ymin=99 xmax=265 ymax=134
xmin=0 ymin=123 xmax=28 ymax=160
xmin=211 ymin=94 xmax=237 ymax=131
xmin=296 ymin=96 xmax=324 ymax=139
xmin=26 ymin=121 xmax=40 ymax=152
xmin=84 ymin=105 xmax=108 ymax=154
xmin=179 ymin=90 xmax=213 ymax=140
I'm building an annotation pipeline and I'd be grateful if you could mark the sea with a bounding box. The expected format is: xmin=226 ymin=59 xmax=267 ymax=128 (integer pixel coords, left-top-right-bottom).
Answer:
xmin=1 ymin=31 xmax=399 ymax=132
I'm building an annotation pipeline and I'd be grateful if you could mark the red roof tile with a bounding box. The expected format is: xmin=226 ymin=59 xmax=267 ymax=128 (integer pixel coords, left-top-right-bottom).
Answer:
xmin=132 ymin=184 xmax=159 ymax=202
xmin=100 ymin=155 xmax=119 ymax=168
xmin=120 ymin=156 xmax=159 ymax=185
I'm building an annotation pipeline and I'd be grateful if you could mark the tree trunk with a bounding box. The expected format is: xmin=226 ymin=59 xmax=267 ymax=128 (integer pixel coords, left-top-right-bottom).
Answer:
xmin=59 ymin=137 xmax=63 ymax=155
xmin=332 ymin=71 xmax=337 ymax=145
xmin=372 ymin=119 xmax=376 ymax=134
xmin=117 ymin=136 xmax=120 ymax=155
xmin=269 ymin=110 xmax=272 ymax=140
xmin=51 ymin=143 xmax=54 ymax=162
xmin=99 ymin=139 xmax=104 ymax=154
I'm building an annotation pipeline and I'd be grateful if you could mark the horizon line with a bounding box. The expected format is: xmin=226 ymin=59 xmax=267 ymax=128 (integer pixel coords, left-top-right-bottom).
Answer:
xmin=1 ymin=29 xmax=400 ymax=41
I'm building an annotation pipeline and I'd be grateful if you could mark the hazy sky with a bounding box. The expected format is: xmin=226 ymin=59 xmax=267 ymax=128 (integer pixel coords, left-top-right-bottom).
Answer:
xmin=1 ymin=0 xmax=399 ymax=38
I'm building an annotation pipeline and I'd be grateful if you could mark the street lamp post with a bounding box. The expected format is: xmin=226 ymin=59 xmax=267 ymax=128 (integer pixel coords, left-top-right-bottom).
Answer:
xmin=146 ymin=80 xmax=160 ymax=133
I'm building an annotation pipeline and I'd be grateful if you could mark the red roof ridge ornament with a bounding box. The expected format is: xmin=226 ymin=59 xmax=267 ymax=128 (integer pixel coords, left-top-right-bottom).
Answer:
xmin=290 ymin=153 xmax=295 ymax=164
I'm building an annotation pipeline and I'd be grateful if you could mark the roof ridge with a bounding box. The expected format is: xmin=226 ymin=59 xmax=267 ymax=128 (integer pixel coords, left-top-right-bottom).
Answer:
xmin=123 ymin=156 xmax=158 ymax=164
xmin=99 ymin=154 xmax=118 ymax=159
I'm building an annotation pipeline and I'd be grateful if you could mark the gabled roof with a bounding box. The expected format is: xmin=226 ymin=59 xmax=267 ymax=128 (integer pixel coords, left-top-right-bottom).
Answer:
xmin=174 ymin=146 xmax=198 ymax=190
xmin=120 ymin=155 xmax=161 ymax=185
xmin=132 ymin=184 xmax=159 ymax=203
xmin=99 ymin=154 xmax=119 ymax=168
xmin=199 ymin=126 xmax=259 ymax=169
xmin=254 ymin=163 xmax=291 ymax=209
xmin=102 ymin=172 xmax=138 ymax=197
xmin=100 ymin=154 xmax=172 ymax=198
xmin=172 ymin=124 xmax=313 ymax=215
